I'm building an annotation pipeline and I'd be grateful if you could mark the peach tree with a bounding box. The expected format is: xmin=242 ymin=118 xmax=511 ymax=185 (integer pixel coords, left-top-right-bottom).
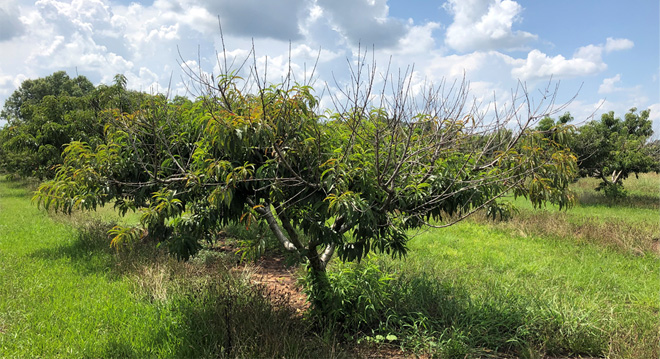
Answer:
xmin=34 ymin=61 xmax=576 ymax=314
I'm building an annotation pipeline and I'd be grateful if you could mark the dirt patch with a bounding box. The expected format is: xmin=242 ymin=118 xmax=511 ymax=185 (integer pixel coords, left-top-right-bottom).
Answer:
xmin=241 ymin=255 xmax=310 ymax=315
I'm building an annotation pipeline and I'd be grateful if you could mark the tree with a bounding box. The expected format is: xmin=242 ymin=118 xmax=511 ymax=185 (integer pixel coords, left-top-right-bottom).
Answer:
xmin=537 ymin=112 xmax=573 ymax=134
xmin=34 ymin=55 xmax=577 ymax=315
xmin=0 ymin=72 xmax=144 ymax=178
xmin=572 ymin=108 xmax=656 ymax=196
xmin=0 ymin=71 xmax=95 ymax=125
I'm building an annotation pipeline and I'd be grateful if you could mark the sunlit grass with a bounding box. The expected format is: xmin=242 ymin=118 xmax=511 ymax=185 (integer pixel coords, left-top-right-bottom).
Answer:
xmin=372 ymin=214 xmax=659 ymax=357
xmin=0 ymin=178 xmax=343 ymax=358
xmin=1 ymin=173 xmax=657 ymax=358
xmin=366 ymin=173 xmax=660 ymax=357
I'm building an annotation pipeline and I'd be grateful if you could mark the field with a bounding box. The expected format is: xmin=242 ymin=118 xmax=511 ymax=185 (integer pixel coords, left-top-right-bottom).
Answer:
xmin=0 ymin=173 xmax=658 ymax=358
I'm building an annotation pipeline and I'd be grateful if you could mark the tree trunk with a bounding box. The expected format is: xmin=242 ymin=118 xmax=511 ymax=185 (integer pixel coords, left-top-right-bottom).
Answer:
xmin=611 ymin=170 xmax=622 ymax=185
xmin=305 ymin=242 xmax=333 ymax=318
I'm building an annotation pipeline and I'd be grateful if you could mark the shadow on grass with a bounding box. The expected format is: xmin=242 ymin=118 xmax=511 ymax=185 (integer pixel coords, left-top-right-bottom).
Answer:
xmin=403 ymin=276 xmax=607 ymax=358
xmin=162 ymin=279 xmax=339 ymax=358
xmin=85 ymin=340 xmax=144 ymax=359
xmin=578 ymin=192 xmax=659 ymax=209
xmin=322 ymin=259 xmax=609 ymax=358
xmin=0 ymin=175 xmax=40 ymax=188
xmin=0 ymin=179 xmax=38 ymax=199
xmin=28 ymin=219 xmax=345 ymax=358
xmin=28 ymin=220 xmax=129 ymax=278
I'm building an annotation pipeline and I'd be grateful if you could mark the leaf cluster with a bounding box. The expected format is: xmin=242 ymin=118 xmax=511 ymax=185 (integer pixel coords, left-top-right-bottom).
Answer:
xmin=32 ymin=69 xmax=577 ymax=270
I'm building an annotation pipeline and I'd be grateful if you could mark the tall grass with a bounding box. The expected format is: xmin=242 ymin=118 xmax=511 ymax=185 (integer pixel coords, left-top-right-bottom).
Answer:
xmin=309 ymin=174 xmax=659 ymax=358
xmin=572 ymin=172 xmax=659 ymax=209
xmin=0 ymin=177 xmax=343 ymax=358
xmin=2 ymin=173 xmax=657 ymax=358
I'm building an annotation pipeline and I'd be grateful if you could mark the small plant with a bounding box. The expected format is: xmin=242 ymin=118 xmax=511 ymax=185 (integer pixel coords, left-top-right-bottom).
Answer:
xmin=302 ymin=256 xmax=396 ymax=334
xmin=597 ymin=181 xmax=628 ymax=199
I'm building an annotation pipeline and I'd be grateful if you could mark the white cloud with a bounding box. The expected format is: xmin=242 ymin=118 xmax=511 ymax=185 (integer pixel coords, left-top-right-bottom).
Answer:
xmin=426 ymin=51 xmax=513 ymax=79
xmin=648 ymin=103 xmax=660 ymax=120
xmin=598 ymin=74 xmax=621 ymax=94
xmin=444 ymin=0 xmax=537 ymax=52
xmin=394 ymin=21 xmax=440 ymax=55
xmin=0 ymin=0 xmax=24 ymax=41
xmin=512 ymin=46 xmax=607 ymax=81
xmin=0 ymin=0 xmax=654 ymax=138
xmin=605 ymin=37 xmax=634 ymax=53
xmin=647 ymin=103 xmax=660 ymax=136
xmin=511 ymin=36 xmax=637 ymax=81
xmin=316 ymin=0 xmax=407 ymax=48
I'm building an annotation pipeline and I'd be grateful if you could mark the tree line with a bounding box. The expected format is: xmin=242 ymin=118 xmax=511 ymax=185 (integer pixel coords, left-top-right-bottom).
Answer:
xmin=0 ymin=68 xmax=656 ymax=314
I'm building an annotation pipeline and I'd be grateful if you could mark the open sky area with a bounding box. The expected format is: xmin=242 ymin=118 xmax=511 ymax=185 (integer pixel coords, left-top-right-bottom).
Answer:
xmin=0 ymin=0 xmax=658 ymax=131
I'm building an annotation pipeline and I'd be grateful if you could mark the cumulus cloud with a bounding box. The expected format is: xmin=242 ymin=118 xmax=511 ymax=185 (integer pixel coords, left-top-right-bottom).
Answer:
xmin=20 ymin=1 xmax=133 ymax=75
xmin=0 ymin=0 xmax=24 ymax=41
xmin=316 ymin=0 xmax=407 ymax=48
xmin=36 ymin=0 xmax=113 ymax=37
xmin=0 ymin=0 xmax=654 ymax=137
xmin=201 ymin=0 xmax=308 ymax=40
xmin=647 ymin=103 xmax=660 ymax=131
xmin=426 ymin=51 xmax=515 ymax=80
xmin=394 ymin=21 xmax=440 ymax=55
xmin=598 ymin=74 xmax=621 ymax=94
xmin=444 ymin=0 xmax=537 ymax=52
xmin=511 ymin=48 xmax=606 ymax=80
xmin=605 ymin=37 xmax=634 ymax=53
xmin=511 ymin=37 xmax=635 ymax=81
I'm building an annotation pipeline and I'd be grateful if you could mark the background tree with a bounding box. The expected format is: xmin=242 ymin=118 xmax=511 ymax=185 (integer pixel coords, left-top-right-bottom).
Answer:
xmin=0 ymin=71 xmax=95 ymax=124
xmin=572 ymin=108 xmax=656 ymax=197
xmin=537 ymin=112 xmax=574 ymax=135
xmin=34 ymin=55 xmax=577 ymax=315
xmin=0 ymin=72 xmax=143 ymax=178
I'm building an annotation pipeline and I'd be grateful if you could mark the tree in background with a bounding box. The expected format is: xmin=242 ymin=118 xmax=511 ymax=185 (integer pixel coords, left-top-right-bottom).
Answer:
xmin=0 ymin=72 xmax=142 ymax=179
xmin=572 ymin=108 xmax=657 ymax=197
xmin=33 ymin=52 xmax=577 ymax=315
xmin=0 ymin=72 xmax=95 ymax=178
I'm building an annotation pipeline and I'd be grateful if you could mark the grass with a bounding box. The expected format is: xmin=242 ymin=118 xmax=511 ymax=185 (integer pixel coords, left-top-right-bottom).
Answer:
xmin=316 ymin=174 xmax=659 ymax=358
xmin=477 ymin=173 xmax=659 ymax=255
xmin=394 ymin=221 xmax=658 ymax=357
xmin=0 ymin=173 xmax=658 ymax=358
xmin=0 ymin=177 xmax=342 ymax=358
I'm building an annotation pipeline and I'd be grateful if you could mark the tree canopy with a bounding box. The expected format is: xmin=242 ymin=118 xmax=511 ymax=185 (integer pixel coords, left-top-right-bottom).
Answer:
xmin=571 ymin=108 xmax=657 ymax=196
xmin=31 ymin=58 xmax=577 ymax=313
xmin=0 ymin=72 xmax=145 ymax=178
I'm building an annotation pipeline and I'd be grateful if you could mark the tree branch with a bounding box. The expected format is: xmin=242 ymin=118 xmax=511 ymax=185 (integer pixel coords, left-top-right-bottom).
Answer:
xmin=247 ymin=198 xmax=300 ymax=253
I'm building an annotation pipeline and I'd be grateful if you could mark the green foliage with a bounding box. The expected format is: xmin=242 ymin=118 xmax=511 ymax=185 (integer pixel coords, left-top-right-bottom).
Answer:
xmin=32 ymin=67 xmax=577 ymax=316
xmin=302 ymin=257 xmax=395 ymax=333
xmin=571 ymin=108 xmax=657 ymax=197
xmin=0 ymin=71 xmax=148 ymax=179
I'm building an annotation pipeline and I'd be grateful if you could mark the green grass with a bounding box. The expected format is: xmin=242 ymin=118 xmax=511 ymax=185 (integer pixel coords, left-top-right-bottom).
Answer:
xmin=316 ymin=174 xmax=659 ymax=358
xmin=385 ymin=174 xmax=659 ymax=357
xmin=0 ymin=178 xmax=342 ymax=358
xmin=488 ymin=173 xmax=659 ymax=255
xmin=1 ymin=173 xmax=658 ymax=358
xmin=0 ymin=180 xmax=165 ymax=357
xmin=399 ymin=221 xmax=658 ymax=356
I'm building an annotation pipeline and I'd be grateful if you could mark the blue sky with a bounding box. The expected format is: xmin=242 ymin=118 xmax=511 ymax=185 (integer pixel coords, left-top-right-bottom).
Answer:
xmin=0 ymin=0 xmax=658 ymax=132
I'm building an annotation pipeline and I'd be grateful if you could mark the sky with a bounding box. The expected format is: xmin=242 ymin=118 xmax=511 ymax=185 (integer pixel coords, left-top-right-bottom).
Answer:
xmin=0 ymin=0 xmax=658 ymax=132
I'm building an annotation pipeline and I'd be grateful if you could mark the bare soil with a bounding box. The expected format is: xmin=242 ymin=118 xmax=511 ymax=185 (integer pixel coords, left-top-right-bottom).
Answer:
xmin=240 ymin=255 xmax=310 ymax=315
